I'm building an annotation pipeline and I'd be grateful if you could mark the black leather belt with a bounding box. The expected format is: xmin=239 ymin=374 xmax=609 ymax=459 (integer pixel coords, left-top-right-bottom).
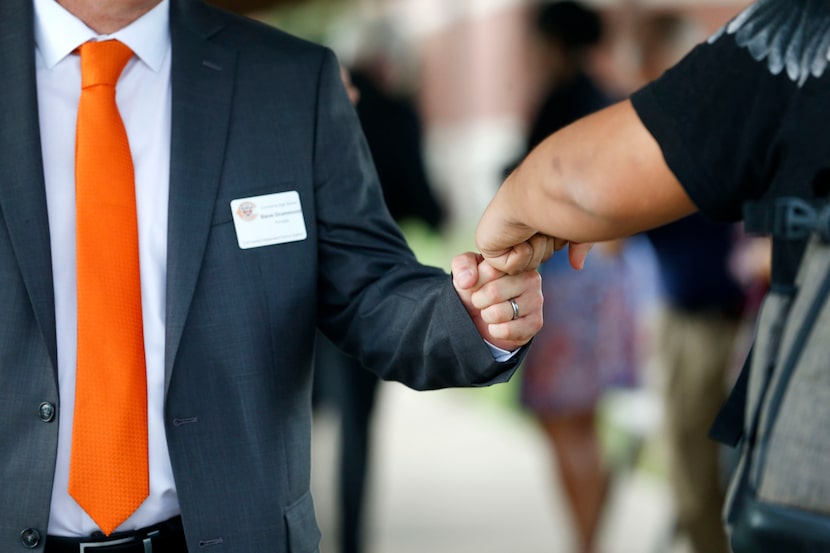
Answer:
xmin=45 ymin=516 xmax=186 ymax=553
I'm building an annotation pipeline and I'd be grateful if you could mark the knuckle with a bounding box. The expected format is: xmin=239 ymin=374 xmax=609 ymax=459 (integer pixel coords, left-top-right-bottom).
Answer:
xmin=489 ymin=323 xmax=509 ymax=341
xmin=480 ymin=284 xmax=501 ymax=305
xmin=481 ymin=305 xmax=499 ymax=324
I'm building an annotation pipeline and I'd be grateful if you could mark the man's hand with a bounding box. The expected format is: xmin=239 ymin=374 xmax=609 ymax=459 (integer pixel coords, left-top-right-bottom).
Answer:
xmin=451 ymin=252 xmax=543 ymax=352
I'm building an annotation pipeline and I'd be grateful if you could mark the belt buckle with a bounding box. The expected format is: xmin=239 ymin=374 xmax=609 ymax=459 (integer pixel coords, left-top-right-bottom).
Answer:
xmin=78 ymin=536 xmax=139 ymax=552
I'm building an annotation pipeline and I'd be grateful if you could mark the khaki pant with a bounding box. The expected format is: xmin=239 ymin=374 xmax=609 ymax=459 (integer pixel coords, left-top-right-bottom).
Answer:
xmin=657 ymin=306 xmax=741 ymax=553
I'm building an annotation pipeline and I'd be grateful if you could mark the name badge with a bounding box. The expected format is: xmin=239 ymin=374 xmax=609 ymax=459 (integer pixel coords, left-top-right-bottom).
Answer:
xmin=230 ymin=191 xmax=307 ymax=249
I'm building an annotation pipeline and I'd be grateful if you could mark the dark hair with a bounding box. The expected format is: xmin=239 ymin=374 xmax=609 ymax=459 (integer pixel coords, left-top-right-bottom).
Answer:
xmin=536 ymin=1 xmax=603 ymax=51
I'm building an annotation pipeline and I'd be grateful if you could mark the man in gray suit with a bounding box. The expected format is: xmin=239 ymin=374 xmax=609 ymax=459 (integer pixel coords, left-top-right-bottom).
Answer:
xmin=1 ymin=0 xmax=547 ymax=551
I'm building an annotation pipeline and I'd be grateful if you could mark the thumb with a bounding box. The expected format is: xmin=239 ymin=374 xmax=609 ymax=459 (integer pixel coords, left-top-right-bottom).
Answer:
xmin=569 ymin=242 xmax=595 ymax=270
xmin=451 ymin=252 xmax=484 ymax=291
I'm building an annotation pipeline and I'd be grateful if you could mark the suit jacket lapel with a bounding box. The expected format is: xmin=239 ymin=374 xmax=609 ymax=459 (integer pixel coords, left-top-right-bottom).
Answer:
xmin=0 ymin=0 xmax=58 ymax=375
xmin=165 ymin=0 xmax=236 ymax=392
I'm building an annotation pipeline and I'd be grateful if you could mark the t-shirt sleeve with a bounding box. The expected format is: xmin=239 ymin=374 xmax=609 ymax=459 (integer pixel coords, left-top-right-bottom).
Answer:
xmin=630 ymin=31 xmax=794 ymax=222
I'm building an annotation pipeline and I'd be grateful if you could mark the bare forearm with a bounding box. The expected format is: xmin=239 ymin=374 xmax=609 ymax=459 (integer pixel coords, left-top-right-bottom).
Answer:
xmin=477 ymin=100 xmax=696 ymax=266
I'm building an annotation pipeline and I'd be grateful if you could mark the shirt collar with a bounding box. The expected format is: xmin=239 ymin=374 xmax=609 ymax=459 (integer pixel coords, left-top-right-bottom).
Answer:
xmin=33 ymin=0 xmax=170 ymax=72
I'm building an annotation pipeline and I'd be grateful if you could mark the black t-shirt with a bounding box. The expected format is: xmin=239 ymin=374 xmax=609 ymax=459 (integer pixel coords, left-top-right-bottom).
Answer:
xmin=630 ymin=0 xmax=830 ymax=286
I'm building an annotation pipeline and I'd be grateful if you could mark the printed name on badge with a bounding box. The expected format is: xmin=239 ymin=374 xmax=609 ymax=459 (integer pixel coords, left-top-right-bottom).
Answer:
xmin=230 ymin=191 xmax=307 ymax=249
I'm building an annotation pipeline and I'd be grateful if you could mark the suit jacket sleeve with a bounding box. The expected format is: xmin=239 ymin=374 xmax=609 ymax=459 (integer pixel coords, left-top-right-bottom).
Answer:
xmin=311 ymin=50 xmax=521 ymax=390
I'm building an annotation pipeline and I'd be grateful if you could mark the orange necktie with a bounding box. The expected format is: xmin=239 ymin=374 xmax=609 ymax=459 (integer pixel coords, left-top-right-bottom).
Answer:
xmin=68 ymin=39 xmax=149 ymax=536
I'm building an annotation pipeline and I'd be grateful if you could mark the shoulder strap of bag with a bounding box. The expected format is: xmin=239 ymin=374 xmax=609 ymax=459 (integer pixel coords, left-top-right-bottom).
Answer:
xmin=709 ymin=348 xmax=751 ymax=447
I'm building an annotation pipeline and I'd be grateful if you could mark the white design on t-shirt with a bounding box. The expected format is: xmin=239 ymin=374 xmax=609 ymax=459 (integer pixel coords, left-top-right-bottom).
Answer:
xmin=709 ymin=0 xmax=830 ymax=86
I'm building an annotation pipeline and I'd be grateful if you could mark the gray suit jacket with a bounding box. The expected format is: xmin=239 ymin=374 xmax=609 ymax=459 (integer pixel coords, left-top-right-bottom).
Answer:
xmin=0 ymin=1 xmax=522 ymax=551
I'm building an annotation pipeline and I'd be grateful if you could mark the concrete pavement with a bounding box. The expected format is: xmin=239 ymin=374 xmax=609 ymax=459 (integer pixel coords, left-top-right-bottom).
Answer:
xmin=311 ymin=382 xmax=679 ymax=553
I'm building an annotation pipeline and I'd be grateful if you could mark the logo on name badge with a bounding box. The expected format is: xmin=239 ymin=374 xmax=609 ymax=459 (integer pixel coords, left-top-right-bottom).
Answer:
xmin=235 ymin=201 xmax=258 ymax=222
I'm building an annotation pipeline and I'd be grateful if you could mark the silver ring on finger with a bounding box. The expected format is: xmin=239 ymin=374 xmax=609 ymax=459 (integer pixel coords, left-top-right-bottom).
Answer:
xmin=509 ymin=298 xmax=520 ymax=321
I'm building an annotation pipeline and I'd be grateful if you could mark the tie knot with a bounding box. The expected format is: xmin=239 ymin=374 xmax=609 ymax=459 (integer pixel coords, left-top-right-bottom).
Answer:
xmin=79 ymin=40 xmax=134 ymax=88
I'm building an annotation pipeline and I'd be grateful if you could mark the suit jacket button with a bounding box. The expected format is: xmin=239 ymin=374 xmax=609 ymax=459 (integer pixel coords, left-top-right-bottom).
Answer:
xmin=20 ymin=528 xmax=41 ymax=549
xmin=39 ymin=402 xmax=56 ymax=422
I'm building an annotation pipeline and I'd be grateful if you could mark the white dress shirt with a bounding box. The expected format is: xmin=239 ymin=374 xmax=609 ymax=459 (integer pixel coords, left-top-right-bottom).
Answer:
xmin=34 ymin=0 xmax=179 ymax=536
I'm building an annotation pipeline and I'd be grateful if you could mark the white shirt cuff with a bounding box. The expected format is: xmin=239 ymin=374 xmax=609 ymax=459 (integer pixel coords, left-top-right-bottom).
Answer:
xmin=484 ymin=340 xmax=520 ymax=363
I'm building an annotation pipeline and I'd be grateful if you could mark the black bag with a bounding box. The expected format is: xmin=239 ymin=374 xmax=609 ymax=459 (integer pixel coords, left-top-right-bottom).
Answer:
xmin=713 ymin=198 xmax=830 ymax=552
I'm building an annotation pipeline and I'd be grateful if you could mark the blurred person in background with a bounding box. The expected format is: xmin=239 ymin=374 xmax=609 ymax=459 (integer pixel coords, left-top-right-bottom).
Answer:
xmin=348 ymin=21 xmax=445 ymax=233
xmin=512 ymin=4 xmax=656 ymax=552
xmin=509 ymin=0 xmax=612 ymax=175
xmin=521 ymin=241 xmax=652 ymax=553
xmin=314 ymin=25 xmax=446 ymax=553
xmin=634 ymin=12 xmax=744 ymax=553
